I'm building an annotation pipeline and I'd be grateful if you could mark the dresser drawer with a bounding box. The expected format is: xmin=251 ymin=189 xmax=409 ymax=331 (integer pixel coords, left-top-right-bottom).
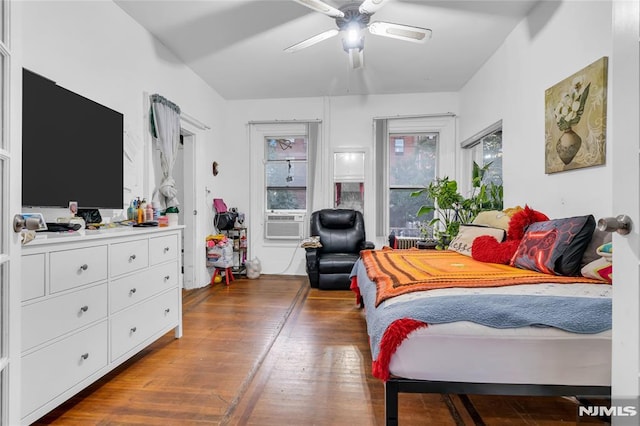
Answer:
xmin=150 ymin=234 xmax=179 ymax=265
xmin=109 ymin=261 xmax=178 ymax=314
xmin=21 ymin=320 xmax=108 ymax=419
xmin=22 ymin=253 xmax=45 ymax=301
xmin=110 ymin=288 xmax=179 ymax=361
xmin=50 ymin=245 xmax=108 ymax=293
xmin=22 ymin=283 xmax=108 ymax=351
xmin=110 ymin=239 xmax=149 ymax=277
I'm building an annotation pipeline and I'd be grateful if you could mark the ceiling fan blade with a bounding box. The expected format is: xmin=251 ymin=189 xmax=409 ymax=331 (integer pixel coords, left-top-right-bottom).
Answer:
xmin=368 ymin=21 xmax=432 ymax=43
xmin=284 ymin=29 xmax=340 ymax=53
xmin=293 ymin=0 xmax=344 ymax=18
xmin=359 ymin=0 xmax=390 ymax=15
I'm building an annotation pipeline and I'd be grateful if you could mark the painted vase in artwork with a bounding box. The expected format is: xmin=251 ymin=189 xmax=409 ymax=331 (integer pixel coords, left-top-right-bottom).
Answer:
xmin=556 ymin=128 xmax=582 ymax=165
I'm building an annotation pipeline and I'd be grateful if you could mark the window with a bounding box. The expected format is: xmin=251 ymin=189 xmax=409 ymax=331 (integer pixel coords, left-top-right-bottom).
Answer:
xmin=388 ymin=133 xmax=438 ymax=237
xmin=334 ymin=151 xmax=365 ymax=213
xmin=394 ymin=138 xmax=404 ymax=154
xmin=374 ymin=115 xmax=456 ymax=239
xmin=461 ymin=121 xmax=503 ymax=196
xmin=265 ymin=136 xmax=308 ymax=211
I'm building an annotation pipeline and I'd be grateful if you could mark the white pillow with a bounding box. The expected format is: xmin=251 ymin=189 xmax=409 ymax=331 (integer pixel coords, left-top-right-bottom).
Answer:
xmin=448 ymin=224 xmax=506 ymax=256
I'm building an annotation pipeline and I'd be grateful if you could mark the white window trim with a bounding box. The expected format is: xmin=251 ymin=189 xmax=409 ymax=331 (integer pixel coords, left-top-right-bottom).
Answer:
xmin=459 ymin=120 xmax=502 ymax=197
xmin=377 ymin=115 xmax=457 ymax=239
xmin=249 ymin=121 xmax=321 ymax=247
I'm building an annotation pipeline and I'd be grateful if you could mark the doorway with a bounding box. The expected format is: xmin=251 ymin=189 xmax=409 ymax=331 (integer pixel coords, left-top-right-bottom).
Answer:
xmin=175 ymin=130 xmax=197 ymax=289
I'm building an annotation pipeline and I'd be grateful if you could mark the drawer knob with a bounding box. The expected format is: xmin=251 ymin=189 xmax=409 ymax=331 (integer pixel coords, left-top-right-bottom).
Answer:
xmin=164 ymin=275 xmax=170 ymax=281
xmin=80 ymin=264 xmax=88 ymax=271
xmin=130 ymin=326 xmax=137 ymax=333
xmin=129 ymin=254 xmax=137 ymax=262
xmin=80 ymin=305 xmax=89 ymax=313
xmin=164 ymin=247 xmax=170 ymax=253
xmin=129 ymin=288 xmax=137 ymax=295
xmin=81 ymin=353 xmax=89 ymax=360
xmin=165 ymin=308 xmax=171 ymax=314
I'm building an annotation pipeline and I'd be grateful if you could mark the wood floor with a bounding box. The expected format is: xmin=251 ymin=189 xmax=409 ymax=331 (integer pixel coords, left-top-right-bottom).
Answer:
xmin=34 ymin=275 xmax=608 ymax=425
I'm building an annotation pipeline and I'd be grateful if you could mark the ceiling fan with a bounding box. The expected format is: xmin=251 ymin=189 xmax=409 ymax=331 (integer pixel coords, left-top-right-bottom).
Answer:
xmin=285 ymin=0 xmax=432 ymax=69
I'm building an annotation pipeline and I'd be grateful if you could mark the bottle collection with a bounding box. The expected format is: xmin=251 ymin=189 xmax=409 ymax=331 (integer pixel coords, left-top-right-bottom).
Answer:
xmin=127 ymin=197 xmax=159 ymax=224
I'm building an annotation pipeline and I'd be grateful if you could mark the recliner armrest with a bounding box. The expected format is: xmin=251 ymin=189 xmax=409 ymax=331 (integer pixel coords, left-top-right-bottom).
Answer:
xmin=360 ymin=241 xmax=375 ymax=250
xmin=305 ymin=248 xmax=320 ymax=288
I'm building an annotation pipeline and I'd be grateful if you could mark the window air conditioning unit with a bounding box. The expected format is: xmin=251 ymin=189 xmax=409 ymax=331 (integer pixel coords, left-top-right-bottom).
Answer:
xmin=265 ymin=213 xmax=305 ymax=240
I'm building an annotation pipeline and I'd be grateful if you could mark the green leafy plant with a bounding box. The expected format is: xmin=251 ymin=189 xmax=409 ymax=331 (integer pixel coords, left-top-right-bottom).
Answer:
xmin=411 ymin=176 xmax=463 ymax=248
xmin=410 ymin=161 xmax=503 ymax=248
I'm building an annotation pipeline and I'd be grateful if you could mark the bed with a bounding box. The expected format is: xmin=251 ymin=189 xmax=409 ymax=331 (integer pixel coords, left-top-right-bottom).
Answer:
xmin=350 ymin=248 xmax=612 ymax=425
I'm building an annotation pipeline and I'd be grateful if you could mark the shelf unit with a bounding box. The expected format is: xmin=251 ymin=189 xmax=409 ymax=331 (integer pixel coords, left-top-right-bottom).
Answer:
xmin=207 ymin=227 xmax=248 ymax=275
xmin=222 ymin=227 xmax=247 ymax=275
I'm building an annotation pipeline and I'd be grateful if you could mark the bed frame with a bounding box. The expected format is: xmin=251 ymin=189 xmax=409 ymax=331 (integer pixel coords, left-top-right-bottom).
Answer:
xmin=384 ymin=378 xmax=611 ymax=425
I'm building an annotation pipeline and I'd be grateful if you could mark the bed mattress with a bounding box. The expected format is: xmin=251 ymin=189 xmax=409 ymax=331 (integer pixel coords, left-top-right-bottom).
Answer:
xmin=353 ymin=257 xmax=612 ymax=387
xmin=390 ymin=320 xmax=611 ymax=386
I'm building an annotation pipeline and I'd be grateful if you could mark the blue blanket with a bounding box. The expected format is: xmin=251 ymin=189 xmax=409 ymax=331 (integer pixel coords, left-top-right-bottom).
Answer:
xmin=352 ymin=260 xmax=612 ymax=360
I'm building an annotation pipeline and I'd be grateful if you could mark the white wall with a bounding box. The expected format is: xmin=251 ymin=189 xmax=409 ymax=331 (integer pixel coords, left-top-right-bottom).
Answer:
xmin=459 ymin=0 xmax=613 ymax=220
xmin=22 ymin=0 xmax=614 ymax=281
xmin=22 ymin=0 xmax=227 ymax=287
xmin=223 ymin=93 xmax=459 ymax=275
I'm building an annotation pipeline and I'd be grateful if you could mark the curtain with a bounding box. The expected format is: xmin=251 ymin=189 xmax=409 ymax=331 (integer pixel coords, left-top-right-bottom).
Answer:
xmin=149 ymin=94 xmax=181 ymax=211
xmin=308 ymin=122 xmax=322 ymax=213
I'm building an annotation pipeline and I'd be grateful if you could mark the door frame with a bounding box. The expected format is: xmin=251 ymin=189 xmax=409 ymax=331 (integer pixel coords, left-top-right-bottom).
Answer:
xmin=178 ymin=128 xmax=197 ymax=289
xmin=3 ymin=0 xmax=22 ymax=423
xmin=610 ymin=0 xmax=640 ymax=406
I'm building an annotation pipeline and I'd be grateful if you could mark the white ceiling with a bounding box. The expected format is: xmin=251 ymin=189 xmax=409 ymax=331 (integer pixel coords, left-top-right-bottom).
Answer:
xmin=115 ymin=0 xmax=538 ymax=100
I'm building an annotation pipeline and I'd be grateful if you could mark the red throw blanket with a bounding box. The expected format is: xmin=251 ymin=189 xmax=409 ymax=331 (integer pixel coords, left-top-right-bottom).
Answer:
xmin=372 ymin=318 xmax=427 ymax=381
xmin=360 ymin=249 xmax=603 ymax=307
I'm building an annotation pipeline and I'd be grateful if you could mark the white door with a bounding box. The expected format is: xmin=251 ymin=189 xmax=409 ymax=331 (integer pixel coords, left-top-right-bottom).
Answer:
xmin=178 ymin=128 xmax=197 ymax=289
xmin=1 ymin=0 xmax=21 ymax=423
xmin=610 ymin=0 xmax=640 ymax=419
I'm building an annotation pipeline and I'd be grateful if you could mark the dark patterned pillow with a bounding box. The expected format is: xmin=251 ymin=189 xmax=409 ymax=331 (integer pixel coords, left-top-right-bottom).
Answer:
xmin=510 ymin=215 xmax=596 ymax=276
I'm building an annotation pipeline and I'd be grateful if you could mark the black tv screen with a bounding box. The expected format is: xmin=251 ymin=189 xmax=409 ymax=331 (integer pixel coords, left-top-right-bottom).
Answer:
xmin=22 ymin=68 xmax=124 ymax=209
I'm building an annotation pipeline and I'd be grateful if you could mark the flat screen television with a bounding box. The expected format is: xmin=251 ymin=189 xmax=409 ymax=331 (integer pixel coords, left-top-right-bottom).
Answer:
xmin=22 ymin=68 xmax=124 ymax=209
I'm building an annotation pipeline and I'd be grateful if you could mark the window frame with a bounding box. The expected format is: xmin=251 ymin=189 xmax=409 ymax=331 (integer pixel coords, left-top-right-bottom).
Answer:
xmin=264 ymin=135 xmax=309 ymax=213
xmin=387 ymin=132 xmax=439 ymax=238
xmin=375 ymin=115 xmax=457 ymax=239
xmin=459 ymin=120 xmax=503 ymax=197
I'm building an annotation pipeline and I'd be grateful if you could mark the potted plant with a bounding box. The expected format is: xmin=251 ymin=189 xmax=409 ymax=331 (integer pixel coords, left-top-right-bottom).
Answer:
xmin=411 ymin=161 xmax=503 ymax=249
xmin=411 ymin=176 xmax=463 ymax=249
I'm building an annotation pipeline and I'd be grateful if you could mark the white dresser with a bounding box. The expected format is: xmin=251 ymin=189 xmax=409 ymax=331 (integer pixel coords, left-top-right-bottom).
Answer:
xmin=20 ymin=227 xmax=183 ymax=424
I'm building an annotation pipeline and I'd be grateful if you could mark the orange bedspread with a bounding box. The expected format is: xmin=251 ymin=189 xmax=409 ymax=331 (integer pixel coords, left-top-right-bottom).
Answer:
xmin=360 ymin=249 xmax=604 ymax=307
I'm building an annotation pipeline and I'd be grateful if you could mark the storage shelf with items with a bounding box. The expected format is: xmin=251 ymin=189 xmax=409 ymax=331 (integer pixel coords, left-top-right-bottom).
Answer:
xmin=206 ymin=234 xmax=234 ymax=285
xmin=222 ymin=227 xmax=247 ymax=275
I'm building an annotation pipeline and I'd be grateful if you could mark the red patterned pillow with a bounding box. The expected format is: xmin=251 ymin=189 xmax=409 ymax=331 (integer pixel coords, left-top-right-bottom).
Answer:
xmin=510 ymin=215 xmax=596 ymax=276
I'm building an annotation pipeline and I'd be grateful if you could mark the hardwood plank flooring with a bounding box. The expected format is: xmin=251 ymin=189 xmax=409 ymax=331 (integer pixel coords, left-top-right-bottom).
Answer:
xmin=34 ymin=275 xmax=608 ymax=425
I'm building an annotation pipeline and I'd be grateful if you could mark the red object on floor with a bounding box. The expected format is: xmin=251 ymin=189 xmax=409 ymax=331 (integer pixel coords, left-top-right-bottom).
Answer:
xmin=211 ymin=267 xmax=235 ymax=286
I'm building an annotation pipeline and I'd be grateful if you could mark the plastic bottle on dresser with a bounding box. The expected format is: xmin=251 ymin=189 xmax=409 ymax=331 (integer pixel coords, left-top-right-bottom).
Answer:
xmin=137 ymin=197 xmax=144 ymax=224
xmin=140 ymin=198 xmax=148 ymax=222
xmin=145 ymin=203 xmax=154 ymax=223
xmin=127 ymin=200 xmax=136 ymax=221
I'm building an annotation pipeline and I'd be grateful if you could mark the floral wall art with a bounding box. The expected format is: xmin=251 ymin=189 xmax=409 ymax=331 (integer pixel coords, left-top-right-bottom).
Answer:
xmin=545 ymin=56 xmax=608 ymax=173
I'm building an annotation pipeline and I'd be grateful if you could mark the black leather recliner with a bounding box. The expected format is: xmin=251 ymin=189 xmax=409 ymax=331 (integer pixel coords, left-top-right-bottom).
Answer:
xmin=305 ymin=209 xmax=375 ymax=290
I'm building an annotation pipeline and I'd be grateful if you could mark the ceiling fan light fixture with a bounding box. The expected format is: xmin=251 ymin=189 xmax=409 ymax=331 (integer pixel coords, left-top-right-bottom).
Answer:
xmin=368 ymin=21 xmax=432 ymax=43
xmin=293 ymin=0 xmax=345 ymax=18
xmin=345 ymin=21 xmax=363 ymax=44
xmin=341 ymin=34 xmax=364 ymax=52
